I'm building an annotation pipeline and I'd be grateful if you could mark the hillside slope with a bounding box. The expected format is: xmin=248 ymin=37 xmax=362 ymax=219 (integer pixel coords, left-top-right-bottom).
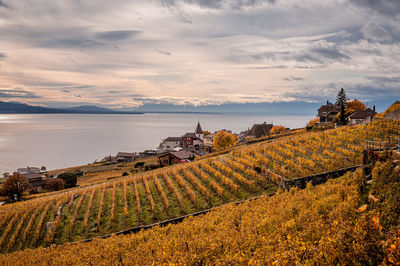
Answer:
xmin=0 ymin=119 xmax=398 ymax=253
xmin=1 ymin=160 xmax=399 ymax=265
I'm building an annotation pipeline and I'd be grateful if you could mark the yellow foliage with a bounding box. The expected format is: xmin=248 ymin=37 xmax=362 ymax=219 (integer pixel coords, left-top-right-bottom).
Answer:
xmin=307 ymin=117 xmax=320 ymax=127
xmin=346 ymin=99 xmax=366 ymax=113
xmin=271 ymin=125 xmax=286 ymax=134
xmin=0 ymin=171 xmax=385 ymax=265
xmin=213 ymin=131 xmax=238 ymax=151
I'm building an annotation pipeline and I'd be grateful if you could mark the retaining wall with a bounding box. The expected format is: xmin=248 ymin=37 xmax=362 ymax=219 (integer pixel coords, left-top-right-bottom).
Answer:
xmin=283 ymin=165 xmax=361 ymax=189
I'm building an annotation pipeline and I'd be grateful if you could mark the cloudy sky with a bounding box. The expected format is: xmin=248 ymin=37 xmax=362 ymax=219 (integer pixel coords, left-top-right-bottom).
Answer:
xmin=0 ymin=0 xmax=399 ymax=109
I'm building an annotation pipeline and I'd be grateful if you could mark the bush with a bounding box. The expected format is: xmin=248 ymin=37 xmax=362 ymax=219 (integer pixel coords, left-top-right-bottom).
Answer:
xmin=148 ymin=164 xmax=160 ymax=170
xmin=57 ymin=172 xmax=78 ymax=188
xmin=270 ymin=125 xmax=286 ymax=134
xmin=46 ymin=178 xmax=65 ymax=191
xmin=134 ymin=162 xmax=145 ymax=168
xmin=122 ymin=172 xmax=129 ymax=176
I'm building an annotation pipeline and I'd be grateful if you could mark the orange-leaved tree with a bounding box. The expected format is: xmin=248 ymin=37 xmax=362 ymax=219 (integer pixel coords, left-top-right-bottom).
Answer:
xmin=346 ymin=99 xmax=366 ymax=116
xmin=307 ymin=117 xmax=320 ymax=127
xmin=213 ymin=131 xmax=238 ymax=151
xmin=0 ymin=173 xmax=30 ymax=202
xmin=271 ymin=125 xmax=286 ymax=134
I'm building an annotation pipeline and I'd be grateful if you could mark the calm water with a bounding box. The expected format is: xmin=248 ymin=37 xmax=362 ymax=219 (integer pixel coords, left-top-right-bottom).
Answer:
xmin=0 ymin=113 xmax=312 ymax=174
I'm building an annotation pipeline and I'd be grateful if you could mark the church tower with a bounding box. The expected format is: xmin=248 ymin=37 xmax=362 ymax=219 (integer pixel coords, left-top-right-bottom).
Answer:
xmin=195 ymin=122 xmax=204 ymax=140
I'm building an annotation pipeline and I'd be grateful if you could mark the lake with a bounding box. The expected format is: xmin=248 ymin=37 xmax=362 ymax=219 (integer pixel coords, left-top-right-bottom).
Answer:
xmin=0 ymin=113 xmax=312 ymax=174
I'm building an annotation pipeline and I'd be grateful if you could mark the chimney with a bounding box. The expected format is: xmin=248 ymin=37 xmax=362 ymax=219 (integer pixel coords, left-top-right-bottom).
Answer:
xmin=373 ymin=105 xmax=376 ymax=112
xmin=327 ymin=100 xmax=329 ymax=105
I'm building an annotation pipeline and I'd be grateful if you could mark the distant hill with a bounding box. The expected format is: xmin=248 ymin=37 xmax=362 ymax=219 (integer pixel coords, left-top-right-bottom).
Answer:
xmin=0 ymin=101 xmax=143 ymax=114
xmin=66 ymin=105 xmax=119 ymax=113
xmin=0 ymin=101 xmax=68 ymax=114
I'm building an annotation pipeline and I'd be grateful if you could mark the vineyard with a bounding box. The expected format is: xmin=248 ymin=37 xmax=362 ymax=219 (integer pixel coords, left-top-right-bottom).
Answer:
xmin=1 ymin=162 xmax=398 ymax=265
xmin=0 ymin=119 xmax=399 ymax=253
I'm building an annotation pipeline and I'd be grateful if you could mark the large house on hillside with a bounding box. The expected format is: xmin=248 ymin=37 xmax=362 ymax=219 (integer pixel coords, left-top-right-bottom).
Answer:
xmin=116 ymin=152 xmax=135 ymax=162
xmin=348 ymin=108 xmax=377 ymax=125
xmin=318 ymin=101 xmax=339 ymax=122
xmin=17 ymin=166 xmax=41 ymax=175
xmin=248 ymin=122 xmax=273 ymax=138
xmin=17 ymin=166 xmax=47 ymax=192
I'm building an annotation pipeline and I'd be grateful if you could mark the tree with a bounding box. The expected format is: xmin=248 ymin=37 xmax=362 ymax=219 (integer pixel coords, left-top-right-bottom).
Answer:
xmin=203 ymin=130 xmax=211 ymax=136
xmin=213 ymin=131 xmax=238 ymax=151
xmin=46 ymin=178 xmax=65 ymax=191
xmin=40 ymin=166 xmax=47 ymax=172
xmin=336 ymin=88 xmax=347 ymax=108
xmin=346 ymin=99 xmax=366 ymax=112
xmin=0 ymin=173 xmax=30 ymax=202
xmin=270 ymin=125 xmax=286 ymax=134
xmin=336 ymin=88 xmax=348 ymax=125
xmin=58 ymin=172 xmax=77 ymax=188
xmin=307 ymin=117 xmax=320 ymax=128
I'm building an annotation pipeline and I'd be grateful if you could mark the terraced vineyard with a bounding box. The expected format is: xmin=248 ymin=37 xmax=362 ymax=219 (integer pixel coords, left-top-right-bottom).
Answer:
xmin=0 ymin=119 xmax=399 ymax=253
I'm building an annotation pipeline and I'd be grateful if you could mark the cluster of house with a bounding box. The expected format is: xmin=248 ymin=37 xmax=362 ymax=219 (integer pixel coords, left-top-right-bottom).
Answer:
xmin=157 ymin=121 xmax=274 ymax=166
xmin=317 ymin=100 xmax=377 ymax=125
xmin=157 ymin=122 xmax=208 ymax=166
xmin=17 ymin=166 xmax=48 ymax=192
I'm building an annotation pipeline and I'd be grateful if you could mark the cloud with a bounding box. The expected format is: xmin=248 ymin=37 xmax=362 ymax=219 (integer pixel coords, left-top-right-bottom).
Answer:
xmin=283 ymin=76 xmax=304 ymax=81
xmin=349 ymin=0 xmax=400 ymax=17
xmin=94 ymin=30 xmax=142 ymax=41
xmin=291 ymin=41 xmax=350 ymax=64
xmin=284 ymin=79 xmax=400 ymax=103
xmin=161 ymin=0 xmax=276 ymax=10
xmin=0 ymin=88 xmax=40 ymax=98
xmin=0 ymin=0 xmax=398 ymax=108
xmin=366 ymin=76 xmax=400 ymax=83
xmin=361 ymin=22 xmax=392 ymax=41
xmin=155 ymin=49 xmax=171 ymax=56
xmin=0 ymin=0 xmax=8 ymax=8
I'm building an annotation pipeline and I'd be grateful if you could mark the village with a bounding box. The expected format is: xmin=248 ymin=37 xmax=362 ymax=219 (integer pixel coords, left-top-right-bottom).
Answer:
xmin=2 ymin=95 xmax=382 ymax=195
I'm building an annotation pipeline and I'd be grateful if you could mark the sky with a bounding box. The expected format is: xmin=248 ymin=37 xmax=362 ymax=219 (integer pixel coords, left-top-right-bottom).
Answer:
xmin=0 ymin=0 xmax=399 ymax=109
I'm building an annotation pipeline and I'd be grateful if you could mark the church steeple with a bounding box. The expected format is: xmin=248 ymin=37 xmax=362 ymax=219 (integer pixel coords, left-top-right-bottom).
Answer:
xmin=195 ymin=121 xmax=203 ymax=134
xmin=195 ymin=122 xmax=203 ymax=140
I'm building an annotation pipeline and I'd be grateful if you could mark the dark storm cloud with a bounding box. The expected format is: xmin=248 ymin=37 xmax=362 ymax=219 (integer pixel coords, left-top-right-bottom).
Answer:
xmin=0 ymin=52 xmax=6 ymax=59
xmin=0 ymin=88 xmax=40 ymax=98
xmin=349 ymin=0 xmax=400 ymax=17
xmin=94 ymin=30 xmax=142 ymax=41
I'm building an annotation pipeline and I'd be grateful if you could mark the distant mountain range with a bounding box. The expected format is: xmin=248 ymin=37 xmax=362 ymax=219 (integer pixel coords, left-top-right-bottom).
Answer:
xmin=0 ymin=99 xmax=393 ymax=115
xmin=0 ymin=101 xmax=144 ymax=114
